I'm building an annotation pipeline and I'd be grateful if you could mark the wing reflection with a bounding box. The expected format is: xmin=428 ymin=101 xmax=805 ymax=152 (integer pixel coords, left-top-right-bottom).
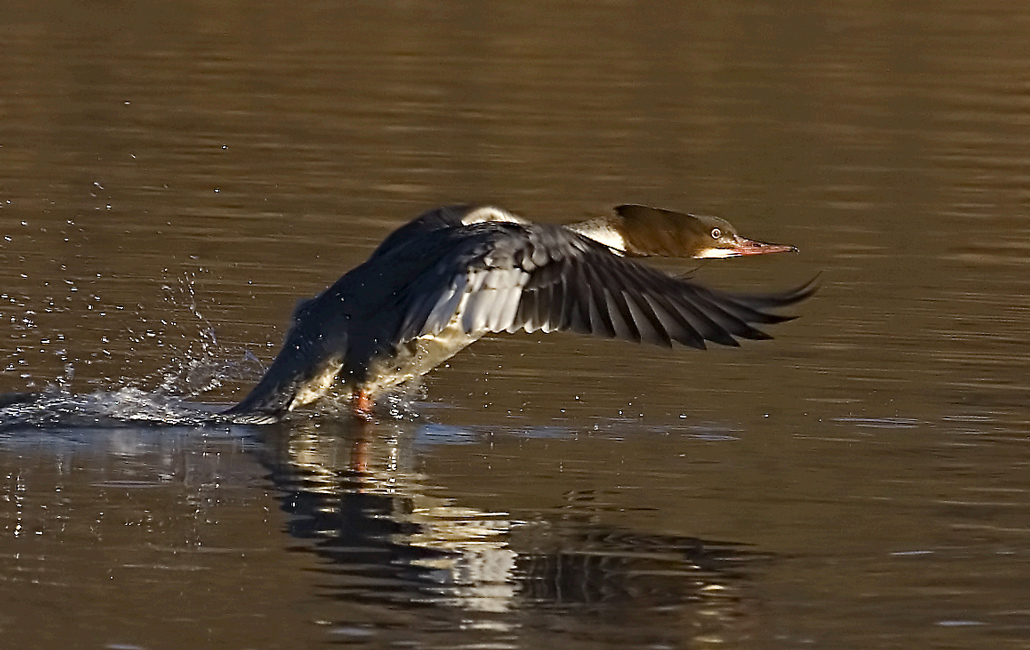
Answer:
xmin=257 ymin=419 xmax=762 ymax=642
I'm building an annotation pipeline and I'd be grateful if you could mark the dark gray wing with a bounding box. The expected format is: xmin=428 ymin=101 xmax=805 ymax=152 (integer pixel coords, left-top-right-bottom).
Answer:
xmin=368 ymin=204 xmax=528 ymax=261
xmin=367 ymin=204 xmax=475 ymax=261
xmin=386 ymin=222 xmax=815 ymax=351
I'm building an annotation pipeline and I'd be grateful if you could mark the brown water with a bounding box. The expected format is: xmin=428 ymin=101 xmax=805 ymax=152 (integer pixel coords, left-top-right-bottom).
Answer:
xmin=2 ymin=1 xmax=1030 ymax=648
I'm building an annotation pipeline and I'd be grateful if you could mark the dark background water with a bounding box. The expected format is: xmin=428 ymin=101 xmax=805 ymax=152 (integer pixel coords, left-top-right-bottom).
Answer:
xmin=2 ymin=1 xmax=1029 ymax=648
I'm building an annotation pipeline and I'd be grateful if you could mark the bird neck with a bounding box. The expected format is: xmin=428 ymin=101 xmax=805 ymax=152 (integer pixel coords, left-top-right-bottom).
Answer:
xmin=565 ymin=216 xmax=632 ymax=254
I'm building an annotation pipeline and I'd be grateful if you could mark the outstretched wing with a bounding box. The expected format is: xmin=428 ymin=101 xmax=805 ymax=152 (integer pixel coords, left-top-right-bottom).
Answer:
xmin=385 ymin=221 xmax=815 ymax=351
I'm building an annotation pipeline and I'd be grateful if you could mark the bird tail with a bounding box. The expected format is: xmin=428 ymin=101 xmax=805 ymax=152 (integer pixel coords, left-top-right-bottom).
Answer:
xmin=222 ymin=367 xmax=298 ymax=423
xmin=223 ymin=328 xmax=346 ymax=424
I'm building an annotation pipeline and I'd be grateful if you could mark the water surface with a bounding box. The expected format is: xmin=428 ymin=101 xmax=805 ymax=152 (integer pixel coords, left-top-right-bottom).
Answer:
xmin=2 ymin=1 xmax=1029 ymax=648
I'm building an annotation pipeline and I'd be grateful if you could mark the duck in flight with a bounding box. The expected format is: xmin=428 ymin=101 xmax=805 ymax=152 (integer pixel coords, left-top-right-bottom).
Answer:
xmin=225 ymin=204 xmax=815 ymax=422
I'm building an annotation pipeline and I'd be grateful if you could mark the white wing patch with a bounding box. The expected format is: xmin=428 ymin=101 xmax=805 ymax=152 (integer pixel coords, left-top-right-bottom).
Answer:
xmin=420 ymin=266 xmax=531 ymax=337
xmin=460 ymin=267 xmax=530 ymax=333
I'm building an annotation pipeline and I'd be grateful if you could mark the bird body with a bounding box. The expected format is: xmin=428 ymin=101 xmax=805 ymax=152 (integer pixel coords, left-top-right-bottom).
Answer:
xmin=226 ymin=204 xmax=813 ymax=421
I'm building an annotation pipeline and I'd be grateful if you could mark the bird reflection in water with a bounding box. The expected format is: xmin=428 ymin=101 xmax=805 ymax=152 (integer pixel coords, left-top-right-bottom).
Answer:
xmin=257 ymin=418 xmax=765 ymax=645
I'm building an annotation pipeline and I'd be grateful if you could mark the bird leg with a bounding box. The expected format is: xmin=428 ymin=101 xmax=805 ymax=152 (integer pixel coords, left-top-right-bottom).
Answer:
xmin=351 ymin=389 xmax=374 ymax=420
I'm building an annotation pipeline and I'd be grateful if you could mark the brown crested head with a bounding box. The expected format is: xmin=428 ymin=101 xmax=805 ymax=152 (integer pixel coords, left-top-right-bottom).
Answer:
xmin=613 ymin=205 xmax=798 ymax=259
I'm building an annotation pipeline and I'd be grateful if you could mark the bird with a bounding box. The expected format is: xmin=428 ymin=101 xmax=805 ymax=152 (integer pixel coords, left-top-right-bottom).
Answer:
xmin=224 ymin=204 xmax=815 ymax=422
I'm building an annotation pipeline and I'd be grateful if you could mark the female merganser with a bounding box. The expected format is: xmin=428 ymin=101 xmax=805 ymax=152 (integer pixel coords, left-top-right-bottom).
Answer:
xmin=226 ymin=204 xmax=814 ymax=422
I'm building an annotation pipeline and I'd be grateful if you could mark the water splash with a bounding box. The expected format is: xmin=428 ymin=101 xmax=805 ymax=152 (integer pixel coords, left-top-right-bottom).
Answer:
xmin=146 ymin=271 xmax=265 ymax=399
xmin=0 ymin=387 xmax=221 ymax=430
xmin=0 ymin=271 xmax=430 ymax=428
xmin=0 ymin=271 xmax=264 ymax=429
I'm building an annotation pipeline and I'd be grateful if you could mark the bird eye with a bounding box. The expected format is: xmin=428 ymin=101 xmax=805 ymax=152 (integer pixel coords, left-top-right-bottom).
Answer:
xmin=710 ymin=228 xmax=721 ymax=239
